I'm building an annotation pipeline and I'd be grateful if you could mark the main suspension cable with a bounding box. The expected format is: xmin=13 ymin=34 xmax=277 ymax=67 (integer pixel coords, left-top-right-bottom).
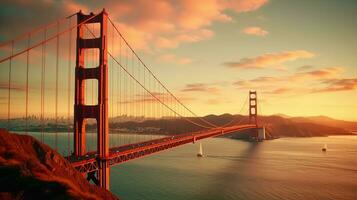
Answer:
xmin=0 ymin=13 xmax=100 ymax=64
xmin=0 ymin=12 xmax=77 ymax=48
xmin=82 ymin=24 xmax=215 ymax=130
xmin=107 ymin=16 xmax=218 ymax=129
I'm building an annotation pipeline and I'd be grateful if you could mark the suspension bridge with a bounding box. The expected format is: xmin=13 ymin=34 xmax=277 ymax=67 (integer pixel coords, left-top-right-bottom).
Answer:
xmin=0 ymin=10 xmax=265 ymax=190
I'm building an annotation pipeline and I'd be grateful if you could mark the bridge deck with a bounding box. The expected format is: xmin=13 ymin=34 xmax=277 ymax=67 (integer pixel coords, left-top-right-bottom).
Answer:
xmin=68 ymin=125 xmax=257 ymax=173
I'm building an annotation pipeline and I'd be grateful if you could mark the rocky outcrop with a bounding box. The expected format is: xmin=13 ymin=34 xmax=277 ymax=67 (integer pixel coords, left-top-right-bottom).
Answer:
xmin=0 ymin=129 xmax=118 ymax=200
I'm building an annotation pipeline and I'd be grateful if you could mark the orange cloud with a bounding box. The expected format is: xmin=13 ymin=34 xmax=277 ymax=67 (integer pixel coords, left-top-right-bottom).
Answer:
xmin=302 ymin=67 xmax=343 ymax=78
xmin=157 ymin=54 xmax=192 ymax=65
xmin=224 ymin=50 xmax=316 ymax=69
xmin=236 ymin=67 xmax=343 ymax=85
xmin=0 ymin=82 xmax=26 ymax=91
xmin=155 ymin=29 xmax=214 ymax=49
xmin=242 ymin=26 xmax=269 ymax=36
xmin=181 ymin=83 xmax=220 ymax=94
xmin=177 ymin=0 xmax=225 ymax=30
xmin=296 ymin=65 xmax=314 ymax=71
xmin=233 ymin=66 xmax=354 ymax=95
xmin=1 ymin=0 xmax=269 ymax=53
xmin=227 ymin=0 xmax=269 ymax=13
xmin=269 ymin=88 xmax=292 ymax=94
xmin=313 ymin=78 xmax=357 ymax=93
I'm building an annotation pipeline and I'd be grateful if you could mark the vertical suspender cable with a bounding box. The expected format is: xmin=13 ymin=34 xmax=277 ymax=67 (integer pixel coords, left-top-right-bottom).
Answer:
xmin=43 ymin=28 xmax=47 ymax=143
xmin=67 ymin=18 xmax=72 ymax=157
xmin=124 ymin=47 xmax=129 ymax=144
xmin=7 ymin=41 xmax=14 ymax=131
xmin=41 ymin=29 xmax=46 ymax=143
xmin=143 ymin=62 xmax=146 ymax=119
xmin=114 ymin=28 xmax=119 ymax=146
xmin=55 ymin=21 xmax=59 ymax=151
xmin=110 ymin=23 xmax=114 ymax=142
xmin=26 ymin=34 xmax=30 ymax=135
xmin=119 ymin=33 xmax=122 ymax=118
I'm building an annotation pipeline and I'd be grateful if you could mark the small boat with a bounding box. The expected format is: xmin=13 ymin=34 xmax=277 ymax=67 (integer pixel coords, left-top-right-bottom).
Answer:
xmin=197 ymin=142 xmax=204 ymax=157
xmin=322 ymin=143 xmax=327 ymax=152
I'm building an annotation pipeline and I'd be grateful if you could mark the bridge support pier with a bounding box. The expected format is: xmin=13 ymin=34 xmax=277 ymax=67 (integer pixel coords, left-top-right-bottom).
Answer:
xmin=257 ymin=127 xmax=266 ymax=141
xmin=87 ymin=171 xmax=99 ymax=185
xmin=74 ymin=9 xmax=110 ymax=190
xmin=99 ymin=159 xmax=110 ymax=189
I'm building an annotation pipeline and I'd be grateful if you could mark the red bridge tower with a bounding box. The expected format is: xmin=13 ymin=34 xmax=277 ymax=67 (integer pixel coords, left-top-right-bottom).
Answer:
xmin=249 ymin=90 xmax=258 ymax=127
xmin=74 ymin=10 xmax=110 ymax=190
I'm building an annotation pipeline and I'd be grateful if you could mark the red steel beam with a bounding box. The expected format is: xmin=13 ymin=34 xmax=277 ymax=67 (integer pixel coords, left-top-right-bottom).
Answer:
xmin=70 ymin=125 xmax=257 ymax=173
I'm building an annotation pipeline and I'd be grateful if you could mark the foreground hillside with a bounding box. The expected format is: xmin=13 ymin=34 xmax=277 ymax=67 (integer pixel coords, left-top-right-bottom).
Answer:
xmin=0 ymin=129 xmax=118 ymax=200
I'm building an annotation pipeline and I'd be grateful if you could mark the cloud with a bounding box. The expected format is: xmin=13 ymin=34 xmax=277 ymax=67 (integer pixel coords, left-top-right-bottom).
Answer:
xmin=155 ymin=29 xmax=214 ymax=49
xmin=0 ymin=0 xmax=269 ymax=52
xmin=157 ymin=54 xmax=192 ymax=65
xmin=264 ymin=87 xmax=295 ymax=94
xmin=224 ymin=50 xmax=315 ymax=70
xmin=296 ymin=65 xmax=314 ymax=71
xmin=313 ymin=78 xmax=357 ymax=93
xmin=233 ymin=66 xmax=352 ymax=94
xmin=301 ymin=67 xmax=343 ymax=79
xmin=181 ymin=83 xmax=220 ymax=94
xmin=242 ymin=26 xmax=269 ymax=36
xmin=227 ymin=0 xmax=269 ymax=13
xmin=0 ymin=1 xmax=88 ymax=41
xmin=0 ymin=82 xmax=26 ymax=91
xmin=236 ymin=67 xmax=343 ymax=85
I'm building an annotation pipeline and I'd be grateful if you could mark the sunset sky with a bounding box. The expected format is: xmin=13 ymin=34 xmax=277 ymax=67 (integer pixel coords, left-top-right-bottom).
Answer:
xmin=0 ymin=0 xmax=357 ymax=121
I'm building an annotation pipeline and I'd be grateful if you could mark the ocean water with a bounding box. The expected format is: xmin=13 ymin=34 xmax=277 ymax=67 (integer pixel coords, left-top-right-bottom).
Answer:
xmin=110 ymin=136 xmax=357 ymax=200
xmin=24 ymin=132 xmax=357 ymax=200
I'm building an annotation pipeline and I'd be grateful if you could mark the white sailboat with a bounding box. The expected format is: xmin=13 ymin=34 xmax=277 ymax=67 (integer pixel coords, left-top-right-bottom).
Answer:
xmin=322 ymin=143 xmax=327 ymax=152
xmin=197 ymin=142 xmax=204 ymax=157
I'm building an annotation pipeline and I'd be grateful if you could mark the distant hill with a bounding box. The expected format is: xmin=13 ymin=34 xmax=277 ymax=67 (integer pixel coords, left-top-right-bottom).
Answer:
xmin=1 ymin=114 xmax=356 ymax=138
xmin=259 ymin=115 xmax=350 ymax=137
xmin=289 ymin=115 xmax=357 ymax=131
xmin=104 ymin=114 xmax=355 ymax=138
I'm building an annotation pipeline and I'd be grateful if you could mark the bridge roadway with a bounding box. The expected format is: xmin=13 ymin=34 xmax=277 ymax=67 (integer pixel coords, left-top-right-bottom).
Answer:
xmin=68 ymin=124 xmax=257 ymax=173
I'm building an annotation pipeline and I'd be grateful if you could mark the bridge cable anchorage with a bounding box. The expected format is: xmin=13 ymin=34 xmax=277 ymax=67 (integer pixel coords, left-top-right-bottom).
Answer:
xmin=106 ymin=16 xmax=218 ymax=129
xmin=0 ymin=13 xmax=100 ymax=64
xmin=82 ymin=24 xmax=216 ymax=130
xmin=0 ymin=12 xmax=77 ymax=48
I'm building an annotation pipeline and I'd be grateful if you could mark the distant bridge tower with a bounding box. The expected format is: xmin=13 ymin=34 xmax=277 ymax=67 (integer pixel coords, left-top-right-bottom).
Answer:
xmin=74 ymin=10 xmax=110 ymax=190
xmin=249 ymin=91 xmax=265 ymax=140
xmin=249 ymin=90 xmax=258 ymax=127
